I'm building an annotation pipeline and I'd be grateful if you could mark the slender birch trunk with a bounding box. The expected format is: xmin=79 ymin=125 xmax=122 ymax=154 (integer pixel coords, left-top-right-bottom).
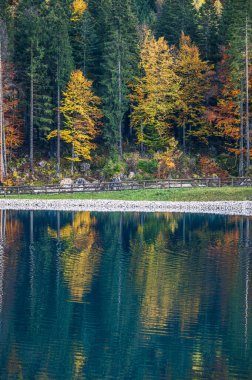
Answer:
xmin=140 ymin=123 xmax=144 ymax=157
xmin=183 ymin=123 xmax=186 ymax=152
xmin=239 ymin=80 xmax=244 ymax=177
xmin=0 ymin=39 xmax=5 ymax=182
xmin=71 ymin=144 xmax=74 ymax=175
xmin=2 ymin=123 xmax=6 ymax=176
xmin=30 ymin=46 xmax=34 ymax=175
xmin=245 ymin=19 xmax=250 ymax=173
xmin=57 ymin=83 xmax=61 ymax=175
xmin=118 ymin=53 xmax=123 ymax=158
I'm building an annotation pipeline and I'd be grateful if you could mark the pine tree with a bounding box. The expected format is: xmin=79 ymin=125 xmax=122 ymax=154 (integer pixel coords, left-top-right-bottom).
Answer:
xmin=196 ymin=0 xmax=221 ymax=63
xmin=14 ymin=2 xmax=54 ymax=174
xmin=45 ymin=0 xmax=74 ymax=174
xmin=133 ymin=0 xmax=156 ymax=24
xmin=157 ymin=0 xmax=198 ymax=46
xmin=70 ymin=7 xmax=97 ymax=77
xmin=99 ymin=0 xmax=139 ymax=157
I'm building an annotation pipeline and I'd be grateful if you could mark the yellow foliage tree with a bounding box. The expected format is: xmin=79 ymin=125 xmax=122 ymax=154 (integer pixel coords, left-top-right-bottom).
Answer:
xmin=71 ymin=0 xmax=87 ymax=21
xmin=129 ymin=30 xmax=181 ymax=151
xmin=175 ymin=33 xmax=212 ymax=148
xmin=48 ymin=70 xmax=102 ymax=171
xmin=154 ymin=138 xmax=181 ymax=178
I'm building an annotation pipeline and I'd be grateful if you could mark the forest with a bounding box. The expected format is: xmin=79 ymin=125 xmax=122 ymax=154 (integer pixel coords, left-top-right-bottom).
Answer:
xmin=0 ymin=0 xmax=252 ymax=185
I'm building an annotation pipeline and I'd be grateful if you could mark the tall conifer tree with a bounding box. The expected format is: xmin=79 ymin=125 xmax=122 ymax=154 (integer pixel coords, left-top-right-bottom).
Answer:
xmin=157 ymin=0 xmax=198 ymax=46
xmin=196 ymin=0 xmax=221 ymax=63
xmin=99 ymin=0 xmax=139 ymax=157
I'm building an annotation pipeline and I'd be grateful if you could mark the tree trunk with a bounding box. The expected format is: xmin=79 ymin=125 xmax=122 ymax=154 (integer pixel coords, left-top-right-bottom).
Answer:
xmin=140 ymin=123 xmax=144 ymax=157
xmin=71 ymin=144 xmax=74 ymax=175
xmin=183 ymin=123 xmax=186 ymax=152
xmin=118 ymin=54 xmax=123 ymax=158
xmin=2 ymin=123 xmax=7 ymax=176
xmin=57 ymin=83 xmax=61 ymax=175
xmin=245 ymin=19 xmax=250 ymax=173
xmin=239 ymin=80 xmax=244 ymax=177
xmin=0 ymin=40 xmax=5 ymax=182
xmin=30 ymin=46 xmax=34 ymax=175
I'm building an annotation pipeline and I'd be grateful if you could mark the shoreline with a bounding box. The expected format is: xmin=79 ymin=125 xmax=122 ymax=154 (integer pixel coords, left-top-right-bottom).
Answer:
xmin=0 ymin=199 xmax=251 ymax=216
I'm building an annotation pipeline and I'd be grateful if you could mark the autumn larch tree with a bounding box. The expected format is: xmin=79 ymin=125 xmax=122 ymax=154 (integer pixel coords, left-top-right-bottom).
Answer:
xmin=130 ymin=30 xmax=181 ymax=152
xmin=175 ymin=33 xmax=211 ymax=150
xmin=47 ymin=70 xmax=102 ymax=174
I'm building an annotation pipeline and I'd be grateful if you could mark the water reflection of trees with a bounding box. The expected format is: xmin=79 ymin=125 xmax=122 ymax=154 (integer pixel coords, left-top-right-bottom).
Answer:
xmin=49 ymin=212 xmax=101 ymax=303
xmin=0 ymin=211 xmax=250 ymax=379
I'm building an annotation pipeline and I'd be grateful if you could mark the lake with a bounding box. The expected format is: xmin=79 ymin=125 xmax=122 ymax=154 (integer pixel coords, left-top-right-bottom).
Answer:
xmin=0 ymin=210 xmax=251 ymax=379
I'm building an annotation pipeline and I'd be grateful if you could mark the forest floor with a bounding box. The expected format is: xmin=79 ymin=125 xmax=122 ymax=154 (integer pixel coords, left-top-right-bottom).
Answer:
xmin=1 ymin=187 xmax=252 ymax=202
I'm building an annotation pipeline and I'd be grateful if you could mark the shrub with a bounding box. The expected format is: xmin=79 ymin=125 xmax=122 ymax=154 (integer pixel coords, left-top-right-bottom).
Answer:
xmin=102 ymin=158 xmax=125 ymax=180
xmin=123 ymin=152 xmax=140 ymax=173
xmin=199 ymin=156 xmax=229 ymax=178
xmin=137 ymin=159 xmax=158 ymax=175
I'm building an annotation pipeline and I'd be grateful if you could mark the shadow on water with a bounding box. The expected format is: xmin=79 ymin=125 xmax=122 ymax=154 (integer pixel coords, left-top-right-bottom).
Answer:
xmin=0 ymin=210 xmax=251 ymax=379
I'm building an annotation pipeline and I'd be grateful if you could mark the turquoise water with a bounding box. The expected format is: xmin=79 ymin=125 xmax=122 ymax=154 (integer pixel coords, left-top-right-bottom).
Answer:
xmin=0 ymin=210 xmax=251 ymax=379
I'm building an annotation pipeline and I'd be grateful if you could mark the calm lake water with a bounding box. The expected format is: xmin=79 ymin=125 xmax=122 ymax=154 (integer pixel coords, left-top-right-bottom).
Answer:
xmin=0 ymin=210 xmax=251 ymax=379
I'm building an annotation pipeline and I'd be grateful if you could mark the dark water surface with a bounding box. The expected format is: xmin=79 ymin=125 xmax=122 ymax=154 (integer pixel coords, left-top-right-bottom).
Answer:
xmin=0 ymin=211 xmax=251 ymax=379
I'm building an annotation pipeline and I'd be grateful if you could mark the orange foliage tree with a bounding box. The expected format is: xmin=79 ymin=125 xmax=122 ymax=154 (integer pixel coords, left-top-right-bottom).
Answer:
xmin=211 ymin=51 xmax=245 ymax=167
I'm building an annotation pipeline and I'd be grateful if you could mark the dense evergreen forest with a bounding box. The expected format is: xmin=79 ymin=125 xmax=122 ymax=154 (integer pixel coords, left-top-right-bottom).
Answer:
xmin=0 ymin=0 xmax=252 ymax=184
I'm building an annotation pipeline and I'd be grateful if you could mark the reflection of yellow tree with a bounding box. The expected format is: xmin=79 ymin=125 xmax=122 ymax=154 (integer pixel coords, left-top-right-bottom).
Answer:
xmin=7 ymin=347 xmax=23 ymax=379
xmin=130 ymin=214 xmax=200 ymax=332
xmin=73 ymin=345 xmax=86 ymax=380
xmin=49 ymin=212 xmax=101 ymax=303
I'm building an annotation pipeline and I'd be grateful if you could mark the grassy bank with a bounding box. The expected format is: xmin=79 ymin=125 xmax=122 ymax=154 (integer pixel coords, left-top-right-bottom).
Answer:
xmin=1 ymin=187 xmax=252 ymax=202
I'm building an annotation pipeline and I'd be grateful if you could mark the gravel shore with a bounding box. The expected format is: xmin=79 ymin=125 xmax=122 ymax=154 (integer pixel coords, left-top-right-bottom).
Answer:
xmin=0 ymin=199 xmax=251 ymax=215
